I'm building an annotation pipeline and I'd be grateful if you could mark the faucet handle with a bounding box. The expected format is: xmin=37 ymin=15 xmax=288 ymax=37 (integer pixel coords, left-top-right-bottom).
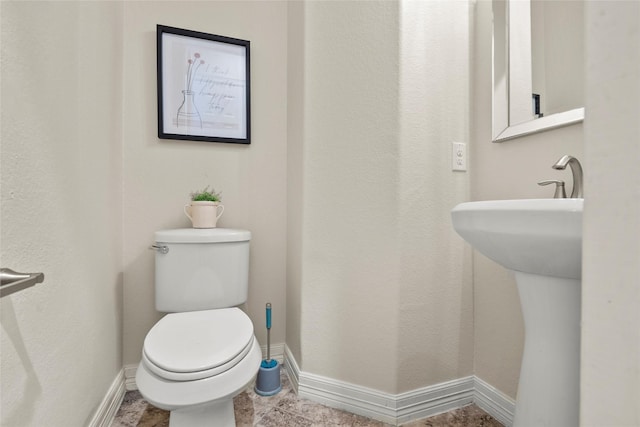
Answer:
xmin=538 ymin=180 xmax=567 ymax=199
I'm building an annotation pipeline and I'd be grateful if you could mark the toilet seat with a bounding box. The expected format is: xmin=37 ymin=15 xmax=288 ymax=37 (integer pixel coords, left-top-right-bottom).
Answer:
xmin=142 ymin=308 xmax=254 ymax=382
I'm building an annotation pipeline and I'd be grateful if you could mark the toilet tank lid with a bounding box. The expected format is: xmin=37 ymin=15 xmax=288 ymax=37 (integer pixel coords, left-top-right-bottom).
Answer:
xmin=155 ymin=228 xmax=251 ymax=243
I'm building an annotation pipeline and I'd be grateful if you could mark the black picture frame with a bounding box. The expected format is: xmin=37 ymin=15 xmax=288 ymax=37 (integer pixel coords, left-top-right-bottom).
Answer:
xmin=157 ymin=25 xmax=251 ymax=144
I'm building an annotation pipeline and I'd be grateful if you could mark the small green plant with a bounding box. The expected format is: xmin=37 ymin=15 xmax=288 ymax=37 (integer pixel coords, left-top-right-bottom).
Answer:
xmin=190 ymin=186 xmax=222 ymax=202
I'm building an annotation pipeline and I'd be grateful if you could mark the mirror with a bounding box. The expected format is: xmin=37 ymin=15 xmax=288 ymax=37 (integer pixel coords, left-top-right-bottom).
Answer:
xmin=493 ymin=0 xmax=584 ymax=142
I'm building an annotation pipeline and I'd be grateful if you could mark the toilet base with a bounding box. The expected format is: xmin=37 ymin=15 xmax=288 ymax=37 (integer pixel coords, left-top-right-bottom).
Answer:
xmin=136 ymin=336 xmax=262 ymax=426
xmin=170 ymin=399 xmax=235 ymax=427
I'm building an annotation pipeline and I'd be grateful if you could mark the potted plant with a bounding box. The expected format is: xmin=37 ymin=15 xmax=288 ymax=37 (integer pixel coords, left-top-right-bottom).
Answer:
xmin=184 ymin=186 xmax=225 ymax=228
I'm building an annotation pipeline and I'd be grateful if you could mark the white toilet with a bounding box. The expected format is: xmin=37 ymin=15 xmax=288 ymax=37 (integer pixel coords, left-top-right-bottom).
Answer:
xmin=136 ymin=228 xmax=262 ymax=427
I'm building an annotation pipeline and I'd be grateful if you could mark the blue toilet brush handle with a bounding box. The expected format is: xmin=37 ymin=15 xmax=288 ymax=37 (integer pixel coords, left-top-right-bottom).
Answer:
xmin=266 ymin=303 xmax=272 ymax=362
xmin=266 ymin=303 xmax=272 ymax=330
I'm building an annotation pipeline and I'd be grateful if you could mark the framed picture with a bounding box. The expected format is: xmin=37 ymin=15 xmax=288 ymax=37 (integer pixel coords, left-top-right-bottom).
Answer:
xmin=157 ymin=25 xmax=251 ymax=144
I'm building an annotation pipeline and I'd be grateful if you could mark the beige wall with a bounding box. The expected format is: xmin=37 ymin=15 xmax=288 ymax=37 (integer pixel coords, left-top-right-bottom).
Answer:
xmin=121 ymin=1 xmax=288 ymax=366
xmin=286 ymin=0 xmax=305 ymax=366
xmin=6 ymin=2 xmax=637 ymax=424
xmin=581 ymin=2 xmax=640 ymax=424
xmin=396 ymin=0 xmax=474 ymax=391
xmin=288 ymin=0 xmax=473 ymax=394
xmin=471 ymin=0 xmax=584 ymax=398
xmin=1 ymin=2 xmax=289 ymax=421
xmin=296 ymin=0 xmax=402 ymax=392
xmin=1 ymin=2 xmax=124 ymax=425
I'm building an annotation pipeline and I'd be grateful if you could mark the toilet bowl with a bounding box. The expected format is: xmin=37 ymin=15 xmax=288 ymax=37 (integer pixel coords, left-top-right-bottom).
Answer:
xmin=136 ymin=308 xmax=262 ymax=427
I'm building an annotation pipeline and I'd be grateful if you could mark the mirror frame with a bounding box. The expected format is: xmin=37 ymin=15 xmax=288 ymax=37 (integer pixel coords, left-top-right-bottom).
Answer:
xmin=492 ymin=0 xmax=584 ymax=143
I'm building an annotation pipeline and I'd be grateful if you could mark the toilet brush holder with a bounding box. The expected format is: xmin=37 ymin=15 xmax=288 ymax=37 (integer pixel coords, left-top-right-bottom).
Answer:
xmin=255 ymin=303 xmax=282 ymax=396
xmin=255 ymin=360 xmax=281 ymax=396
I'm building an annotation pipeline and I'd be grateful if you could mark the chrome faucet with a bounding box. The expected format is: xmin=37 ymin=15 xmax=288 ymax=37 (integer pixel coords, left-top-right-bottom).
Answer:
xmin=552 ymin=155 xmax=583 ymax=198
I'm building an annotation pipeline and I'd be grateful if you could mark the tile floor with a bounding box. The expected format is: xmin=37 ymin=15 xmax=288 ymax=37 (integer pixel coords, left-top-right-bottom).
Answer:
xmin=112 ymin=371 xmax=503 ymax=427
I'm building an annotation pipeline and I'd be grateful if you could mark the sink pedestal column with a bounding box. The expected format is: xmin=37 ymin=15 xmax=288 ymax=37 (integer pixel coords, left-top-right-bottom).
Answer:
xmin=513 ymin=271 xmax=580 ymax=427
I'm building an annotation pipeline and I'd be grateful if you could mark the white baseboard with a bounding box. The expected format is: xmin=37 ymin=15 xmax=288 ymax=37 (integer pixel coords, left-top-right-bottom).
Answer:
xmin=87 ymin=368 xmax=126 ymax=427
xmin=283 ymin=345 xmax=300 ymax=392
xmin=124 ymin=364 xmax=139 ymax=391
xmin=118 ymin=345 xmax=515 ymax=427
xmin=473 ymin=376 xmax=516 ymax=427
xmin=396 ymin=376 xmax=475 ymax=424
xmin=284 ymin=345 xmax=515 ymax=426
xmin=284 ymin=346 xmax=474 ymax=425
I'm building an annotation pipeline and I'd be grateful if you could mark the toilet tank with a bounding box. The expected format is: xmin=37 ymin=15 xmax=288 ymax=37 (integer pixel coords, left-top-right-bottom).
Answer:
xmin=153 ymin=228 xmax=251 ymax=312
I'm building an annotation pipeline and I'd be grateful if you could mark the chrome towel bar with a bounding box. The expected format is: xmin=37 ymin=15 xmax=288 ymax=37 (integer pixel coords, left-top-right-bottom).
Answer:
xmin=0 ymin=268 xmax=45 ymax=298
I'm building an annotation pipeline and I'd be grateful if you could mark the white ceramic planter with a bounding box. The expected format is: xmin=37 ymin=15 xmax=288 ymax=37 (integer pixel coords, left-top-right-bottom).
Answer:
xmin=184 ymin=201 xmax=224 ymax=228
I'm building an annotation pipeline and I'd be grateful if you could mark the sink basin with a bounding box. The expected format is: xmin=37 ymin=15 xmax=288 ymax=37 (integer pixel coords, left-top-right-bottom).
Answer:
xmin=451 ymin=198 xmax=583 ymax=279
xmin=451 ymin=198 xmax=583 ymax=427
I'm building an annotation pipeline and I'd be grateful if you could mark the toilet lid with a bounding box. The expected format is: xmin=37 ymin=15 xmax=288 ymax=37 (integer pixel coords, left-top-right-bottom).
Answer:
xmin=143 ymin=308 xmax=254 ymax=380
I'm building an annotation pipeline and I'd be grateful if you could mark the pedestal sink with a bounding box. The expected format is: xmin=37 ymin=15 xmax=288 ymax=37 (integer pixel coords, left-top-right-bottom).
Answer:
xmin=451 ymin=198 xmax=583 ymax=427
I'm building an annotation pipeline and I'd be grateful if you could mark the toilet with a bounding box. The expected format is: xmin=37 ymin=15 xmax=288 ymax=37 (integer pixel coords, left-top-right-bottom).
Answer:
xmin=136 ymin=228 xmax=262 ymax=427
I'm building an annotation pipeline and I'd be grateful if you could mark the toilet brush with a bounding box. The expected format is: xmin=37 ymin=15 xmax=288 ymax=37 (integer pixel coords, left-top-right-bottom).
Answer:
xmin=255 ymin=303 xmax=282 ymax=396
